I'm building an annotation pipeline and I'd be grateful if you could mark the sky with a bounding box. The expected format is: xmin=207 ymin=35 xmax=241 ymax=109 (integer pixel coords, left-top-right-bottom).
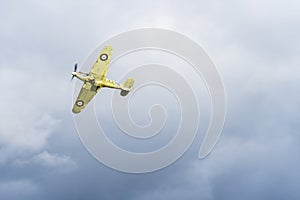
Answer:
xmin=1 ymin=0 xmax=300 ymax=199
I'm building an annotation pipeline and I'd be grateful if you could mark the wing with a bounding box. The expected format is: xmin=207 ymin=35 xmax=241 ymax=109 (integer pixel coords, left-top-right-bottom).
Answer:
xmin=89 ymin=45 xmax=113 ymax=81
xmin=72 ymin=82 xmax=100 ymax=114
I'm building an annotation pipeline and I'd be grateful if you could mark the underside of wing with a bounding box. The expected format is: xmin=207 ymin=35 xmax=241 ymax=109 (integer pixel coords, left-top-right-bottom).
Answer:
xmin=89 ymin=46 xmax=112 ymax=81
xmin=72 ymin=82 xmax=101 ymax=113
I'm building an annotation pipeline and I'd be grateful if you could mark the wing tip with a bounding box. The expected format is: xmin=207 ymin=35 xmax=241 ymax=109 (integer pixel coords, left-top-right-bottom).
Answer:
xmin=72 ymin=108 xmax=81 ymax=114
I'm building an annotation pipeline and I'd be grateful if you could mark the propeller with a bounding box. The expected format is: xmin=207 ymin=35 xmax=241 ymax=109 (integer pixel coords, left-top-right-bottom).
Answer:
xmin=71 ymin=63 xmax=78 ymax=80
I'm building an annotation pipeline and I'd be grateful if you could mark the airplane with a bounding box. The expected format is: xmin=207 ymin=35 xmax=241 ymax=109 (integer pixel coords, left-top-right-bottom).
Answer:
xmin=71 ymin=45 xmax=134 ymax=114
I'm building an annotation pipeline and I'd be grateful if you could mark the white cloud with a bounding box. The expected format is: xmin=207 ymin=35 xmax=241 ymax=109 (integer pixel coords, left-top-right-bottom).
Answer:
xmin=0 ymin=112 xmax=59 ymax=164
xmin=15 ymin=151 xmax=77 ymax=174
xmin=0 ymin=55 xmax=67 ymax=164
xmin=32 ymin=151 xmax=77 ymax=173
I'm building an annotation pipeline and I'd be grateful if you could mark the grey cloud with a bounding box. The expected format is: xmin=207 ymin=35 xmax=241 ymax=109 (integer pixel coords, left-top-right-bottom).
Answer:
xmin=0 ymin=179 xmax=40 ymax=200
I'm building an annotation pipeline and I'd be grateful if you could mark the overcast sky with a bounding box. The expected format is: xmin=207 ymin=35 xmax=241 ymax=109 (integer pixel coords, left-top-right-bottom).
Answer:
xmin=1 ymin=0 xmax=300 ymax=199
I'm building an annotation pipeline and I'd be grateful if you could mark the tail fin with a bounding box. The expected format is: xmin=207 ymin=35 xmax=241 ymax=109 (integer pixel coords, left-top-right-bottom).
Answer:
xmin=120 ymin=78 xmax=134 ymax=96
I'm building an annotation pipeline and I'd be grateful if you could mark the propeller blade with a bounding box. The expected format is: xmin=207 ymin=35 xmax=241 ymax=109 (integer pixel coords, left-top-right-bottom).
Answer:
xmin=74 ymin=63 xmax=78 ymax=72
xmin=71 ymin=63 xmax=78 ymax=81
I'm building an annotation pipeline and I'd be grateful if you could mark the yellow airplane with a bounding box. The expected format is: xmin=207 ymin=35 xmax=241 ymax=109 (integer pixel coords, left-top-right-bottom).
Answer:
xmin=71 ymin=46 xmax=134 ymax=114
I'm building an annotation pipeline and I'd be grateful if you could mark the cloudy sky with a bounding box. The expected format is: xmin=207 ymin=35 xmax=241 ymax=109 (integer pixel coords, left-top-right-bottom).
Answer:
xmin=1 ymin=0 xmax=300 ymax=199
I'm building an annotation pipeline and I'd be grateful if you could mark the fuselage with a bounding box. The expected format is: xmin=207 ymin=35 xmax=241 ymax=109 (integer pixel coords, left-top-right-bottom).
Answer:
xmin=72 ymin=72 xmax=121 ymax=89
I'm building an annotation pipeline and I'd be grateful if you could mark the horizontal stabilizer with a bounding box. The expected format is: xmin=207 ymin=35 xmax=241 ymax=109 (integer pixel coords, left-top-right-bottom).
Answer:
xmin=120 ymin=78 xmax=134 ymax=96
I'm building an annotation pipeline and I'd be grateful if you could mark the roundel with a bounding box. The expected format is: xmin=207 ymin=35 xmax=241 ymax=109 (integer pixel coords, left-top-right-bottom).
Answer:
xmin=100 ymin=53 xmax=108 ymax=61
xmin=76 ymin=100 xmax=84 ymax=107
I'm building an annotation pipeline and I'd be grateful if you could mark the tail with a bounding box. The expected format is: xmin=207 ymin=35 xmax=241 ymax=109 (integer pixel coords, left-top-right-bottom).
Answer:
xmin=120 ymin=78 xmax=134 ymax=96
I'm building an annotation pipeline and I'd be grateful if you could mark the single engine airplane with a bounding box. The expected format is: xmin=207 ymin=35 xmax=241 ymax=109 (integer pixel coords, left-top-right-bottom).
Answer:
xmin=71 ymin=45 xmax=134 ymax=114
